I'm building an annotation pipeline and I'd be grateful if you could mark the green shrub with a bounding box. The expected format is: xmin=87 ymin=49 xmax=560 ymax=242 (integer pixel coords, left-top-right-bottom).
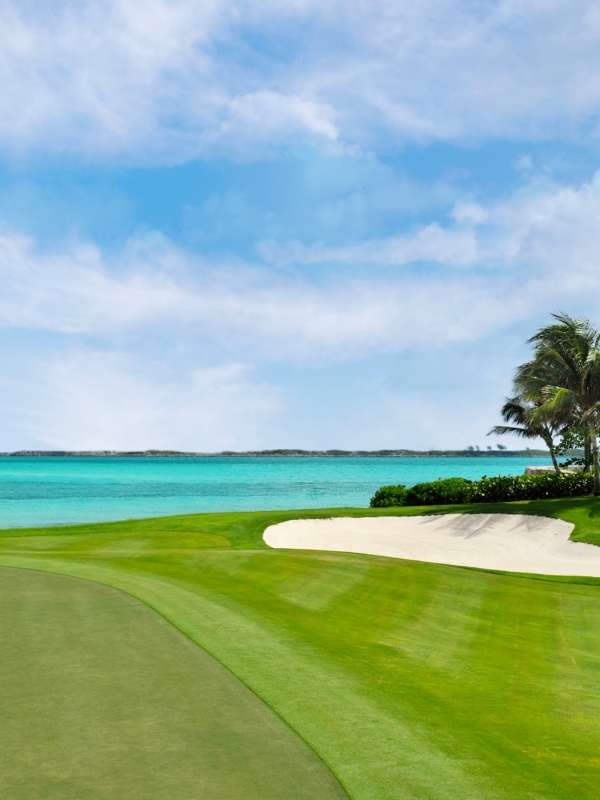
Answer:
xmin=405 ymin=477 xmax=474 ymax=506
xmin=369 ymin=472 xmax=594 ymax=507
xmin=369 ymin=484 xmax=408 ymax=507
xmin=471 ymin=472 xmax=593 ymax=503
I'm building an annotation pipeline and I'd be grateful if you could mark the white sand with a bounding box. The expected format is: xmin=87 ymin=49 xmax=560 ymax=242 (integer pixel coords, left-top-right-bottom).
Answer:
xmin=263 ymin=514 xmax=600 ymax=577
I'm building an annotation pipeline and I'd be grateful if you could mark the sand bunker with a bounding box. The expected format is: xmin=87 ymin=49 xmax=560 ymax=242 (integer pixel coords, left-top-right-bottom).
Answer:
xmin=264 ymin=514 xmax=600 ymax=577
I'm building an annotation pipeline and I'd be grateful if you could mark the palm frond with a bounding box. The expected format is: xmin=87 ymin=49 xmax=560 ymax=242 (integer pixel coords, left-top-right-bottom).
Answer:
xmin=489 ymin=424 xmax=538 ymax=440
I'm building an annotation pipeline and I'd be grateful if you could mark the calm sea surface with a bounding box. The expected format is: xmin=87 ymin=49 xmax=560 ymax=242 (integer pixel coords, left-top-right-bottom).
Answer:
xmin=0 ymin=455 xmax=556 ymax=528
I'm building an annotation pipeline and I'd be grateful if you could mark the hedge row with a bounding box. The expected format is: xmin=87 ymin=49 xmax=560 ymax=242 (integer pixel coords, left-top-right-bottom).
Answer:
xmin=369 ymin=472 xmax=595 ymax=507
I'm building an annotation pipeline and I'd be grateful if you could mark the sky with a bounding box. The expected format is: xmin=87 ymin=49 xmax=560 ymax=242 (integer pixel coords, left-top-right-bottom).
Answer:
xmin=2 ymin=0 xmax=600 ymax=451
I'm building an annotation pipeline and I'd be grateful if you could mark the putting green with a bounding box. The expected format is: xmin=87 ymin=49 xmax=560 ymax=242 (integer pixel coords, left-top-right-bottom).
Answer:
xmin=0 ymin=566 xmax=347 ymax=800
xmin=2 ymin=498 xmax=600 ymax=798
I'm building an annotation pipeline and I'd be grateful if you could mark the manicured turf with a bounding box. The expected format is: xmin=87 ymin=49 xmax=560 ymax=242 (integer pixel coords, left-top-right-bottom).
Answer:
xmin=0 ymin=566 xmax=347 ymax=800
xmin=1 ymin=497 xmax=600 ymax=798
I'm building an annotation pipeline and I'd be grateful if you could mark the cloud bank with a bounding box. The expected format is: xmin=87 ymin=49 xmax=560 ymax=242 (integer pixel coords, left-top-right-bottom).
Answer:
xmin=2 ymin=0 xmax=600 ymax=160
xmin=2 ymin=171 xmax=600 ymax=359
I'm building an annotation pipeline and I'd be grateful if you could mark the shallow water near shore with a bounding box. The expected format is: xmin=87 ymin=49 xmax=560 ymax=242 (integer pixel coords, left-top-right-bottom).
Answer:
xmin=0 ymin=455 xmax=557 ymax=528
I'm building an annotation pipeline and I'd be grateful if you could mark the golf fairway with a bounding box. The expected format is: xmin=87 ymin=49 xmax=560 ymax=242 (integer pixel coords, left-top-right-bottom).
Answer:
xmin=1 ymin=498 xmax=600 ymax=799
xmin=0 ymin=566 xmax=347 ymax=800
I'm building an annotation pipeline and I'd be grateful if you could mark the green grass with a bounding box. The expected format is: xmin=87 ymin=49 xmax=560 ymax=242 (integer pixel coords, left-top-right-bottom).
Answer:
xmin=1 ymin=497 xmax=600 ymax=798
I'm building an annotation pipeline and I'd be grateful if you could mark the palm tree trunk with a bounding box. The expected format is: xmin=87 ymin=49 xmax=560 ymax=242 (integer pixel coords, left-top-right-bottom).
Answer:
xmin=542 ymin=431 xmax=561 ymax=474
xmin=584 ymin=428 xmax=592 ymax=472
xmin=588 ymin=419 xmax=600 ymax=495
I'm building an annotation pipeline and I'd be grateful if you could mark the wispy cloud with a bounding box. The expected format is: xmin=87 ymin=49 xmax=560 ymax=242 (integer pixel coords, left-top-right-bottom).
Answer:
xmin=259 ymin=170 xmax=600 ymax=281
xmin=257 ymin=225 xmax=478 ymax=267
xmin=2 ymin=1 xmax=600 ymax=161
xmin=0 ymin=1 xmax=340 ymax=160
xmin=3 ymin=170 xmax=600 ymax=363
xmin=0 ymin=225 xmax=526 ymax=359
xmin=208 ymin=91 xmax=339 ymax=157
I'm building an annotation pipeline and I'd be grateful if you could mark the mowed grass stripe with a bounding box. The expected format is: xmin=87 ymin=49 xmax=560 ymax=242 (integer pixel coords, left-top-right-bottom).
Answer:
xmin=0 ymin=566 xmax=348 ymax=800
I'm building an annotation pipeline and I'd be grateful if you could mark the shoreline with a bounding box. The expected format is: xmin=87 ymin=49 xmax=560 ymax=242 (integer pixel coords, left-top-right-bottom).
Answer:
xmin=0 ymin=449 xmax=554 ymax=458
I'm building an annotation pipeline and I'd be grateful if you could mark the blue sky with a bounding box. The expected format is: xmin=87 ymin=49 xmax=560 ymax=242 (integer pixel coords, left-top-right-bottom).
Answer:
xmin=2 ymin=0 xmax=600 ymax=451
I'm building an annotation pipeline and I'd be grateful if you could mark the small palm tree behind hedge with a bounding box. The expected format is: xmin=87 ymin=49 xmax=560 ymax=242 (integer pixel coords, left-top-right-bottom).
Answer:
xmin=490 ymin=395 xmax=566 ymax=474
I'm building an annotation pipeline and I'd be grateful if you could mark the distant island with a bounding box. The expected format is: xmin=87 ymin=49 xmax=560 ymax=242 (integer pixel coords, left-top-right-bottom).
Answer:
xmin=1 ymin=448 xmax=560 ymax=458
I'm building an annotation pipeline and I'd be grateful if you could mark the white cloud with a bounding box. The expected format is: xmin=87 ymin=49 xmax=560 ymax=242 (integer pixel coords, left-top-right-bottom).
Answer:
xmin=451 ymin=203 xmax=488 ymax=225
xmin=0 ymin=230 xmax=188 ymax=333
xmin=0 ymin=226 xmax=509 ymax=357
xmin=3 ymin=170 xmax=600 ymax=362
xmin=258 ymin=224 xmax=478 ymax=267
xmin=0 ymin=1 xmax=339 ymax=160
xmin=1 ymin=1 xmax=600 ymax=159
xmin=259 ymin=170 xmax=600 ymax=289
xmin=212 ymin=91 xmax=339 ymax=155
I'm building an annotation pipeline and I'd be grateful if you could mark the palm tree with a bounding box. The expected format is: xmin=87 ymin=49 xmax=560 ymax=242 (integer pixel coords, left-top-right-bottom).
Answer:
xmin=515 ymin=313 xmax=600 ymax=494
xmin=489 ymin=395 xmax=566 ymax=474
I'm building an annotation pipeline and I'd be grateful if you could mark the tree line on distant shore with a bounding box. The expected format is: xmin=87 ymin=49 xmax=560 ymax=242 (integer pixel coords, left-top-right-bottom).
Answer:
xmin=492 ymin=312 xmax=600 ymax=493
xmin=4 ymin=448 xmax=549 ymax=458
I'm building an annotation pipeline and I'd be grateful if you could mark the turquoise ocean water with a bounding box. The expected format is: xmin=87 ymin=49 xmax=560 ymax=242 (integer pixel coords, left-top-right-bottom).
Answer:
xmin=0 ymin=455 xmax=556 ymax=528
